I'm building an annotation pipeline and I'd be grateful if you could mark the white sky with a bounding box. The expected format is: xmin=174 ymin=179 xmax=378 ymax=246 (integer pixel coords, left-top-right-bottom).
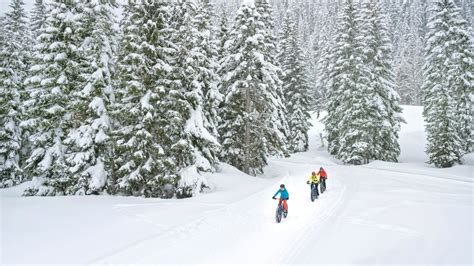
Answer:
xmin=1 ymin=0 xmax=35 ymax=16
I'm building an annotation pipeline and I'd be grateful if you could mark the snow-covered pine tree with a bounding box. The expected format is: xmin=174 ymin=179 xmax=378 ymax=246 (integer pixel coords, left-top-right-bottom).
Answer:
xmin=166 ymin=0 xmax=219 ymax=195
xmin=360 ymin=0 xmax=404 ymax=162
xmin=112 ymin=0 xmax=179 ymax=197
xmin=394 ymin=25 xmax=424 ymax=105
xmin=278 ymin=12 xmax=312 ymax=152
xmin=22 ymin=0 xmax=85 ymax=196
xmin=446 ymin=3 xmax=473 ymax=155
xmin=313 ymin=4 xmax=337 ymax=115
xmin=63 ymin=0 xmax=118 ymax=195
xmin=0 ymin=16 xmax=4 ymax=38
xmin=115 ymin=0 xmax=217 ymax=198
xmin=324 ymin=0 xmax=372 ymax=165
xmin=254 ymin=0 xmax=289 ymax=157
xmin=20 ymin=0 xmax=49 ymax=181
xmin=255 ymin=0 xmax=277 ymax=53
xmin=194 ymin=0 xmax=223 ymax=155
xmin=216 ymin=7 xmax=230 ymax=61
xmin=422 ymin=0 xmax=473 ymax=168
xmin=30 ymin=0 xmax=48 ymax=39
xmin=218 ymin=1 xmax=286 ymax=175
xmin=455 ymin=0 xmax=474 ymax=27
xmin=0 ymin=0 xmax=30 ymax=188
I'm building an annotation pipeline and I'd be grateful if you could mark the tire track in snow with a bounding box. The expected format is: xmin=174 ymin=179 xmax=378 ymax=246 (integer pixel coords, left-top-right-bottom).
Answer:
xmin=280 ymin=166 xmax=363 ymax=263
xmin=280 ymin=176 xmax=349 ymax=263
xmin=88 ymin=173 xmax=288 ymax=264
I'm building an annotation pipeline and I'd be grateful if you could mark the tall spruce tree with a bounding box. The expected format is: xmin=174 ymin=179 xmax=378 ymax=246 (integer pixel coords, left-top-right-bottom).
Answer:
xmin=195 ymin=0 xmax=223 ymax=153
xmin=324 ymin=0 xmax=373 ymax=165
xmin=278 ymin=12 xmax=312 ymax=152
xmin=216 ymin=7 xmax=230 ymax=61
xmin=447 ymin=4 xmax=473 ymax=155
xmin=63 ymin=0 xmax=118 ymax=195
xmin=30 ymin=0 xmax=48 ymax=39
xmin=360 ymin=0 xmax=404 ymax=162
xmin=218 ymin=1 xmax=286 ymax=175
xmin=21 ymin=0 xmax=49 ymax=179
xmin=312 ymin=5 xmax=337 ymax=114
xmin=395 ymin=25 xmax=424 ymax=105
xmin=169 ymin=0 xmax=220 ymax=180
xmin=23 ymin=0 xmax=85 ymax=195
xmin=112 ymin=0 xmax=178 ymax=197
xmin=254 ymin=0 xmax=289 ymax=157
xmin=0 ymin=0 xmax=30 ymax=188
xmin=422 ymin=0 xmax=473 ymax=167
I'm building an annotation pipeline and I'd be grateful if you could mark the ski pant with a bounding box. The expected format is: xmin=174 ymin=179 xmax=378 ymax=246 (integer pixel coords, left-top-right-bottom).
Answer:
xmin=279 ymin=198 xmax=288 ymax=212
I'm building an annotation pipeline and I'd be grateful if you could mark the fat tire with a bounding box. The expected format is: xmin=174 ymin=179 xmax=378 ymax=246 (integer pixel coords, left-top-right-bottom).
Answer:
xmin=275 ymin=206 xmax=282 ymax=223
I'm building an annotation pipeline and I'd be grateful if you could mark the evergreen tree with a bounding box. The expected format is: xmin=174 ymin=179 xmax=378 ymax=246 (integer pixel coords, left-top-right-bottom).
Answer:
xmin=169 ymin=0 xmax=220 ymax=178
xmin=216 ymin=7 xmax=230 ymax=61
xmin=63 ymin=0 xmax=118 ymax=195
xmin=278 ymin=12 xmax=312 ymax=152
xmin=112 ymin=0 xmax=178 ymax=197
xmin=255 ymin=0 xmax=278 ymax=52
xmin=218 ymin=2 xmax=286 ymax=175
xmin=422 ymin=0 xmax=473 ymax=167
xmin=195 ymin=0 xmax=223 ymax=152
xmin=23 ymin=0 xmax=85 ymax=195
xmin=115 ymin=0 xmax=217 ymax=198
xmin=254 ymin=0 xmax=289 ymax=157
xmin=0 ymin=0 xmax=29 ymax=188
xmin=21 ymin=0 xmax=49 ymax=178
xmin=394 ymin=26 xmax=424 ymax=105
xmin=360 ymin=0 xmax=404 ymax=162
xmin=30 ymin=0 xmax=48 ymax=39
xmin=447 ymin=4 xmax=473 ymax=155
xmin=313 ymin=5 xmax=337 ymax=114
xmin=324 ymin=0 xmax=372 ymax=165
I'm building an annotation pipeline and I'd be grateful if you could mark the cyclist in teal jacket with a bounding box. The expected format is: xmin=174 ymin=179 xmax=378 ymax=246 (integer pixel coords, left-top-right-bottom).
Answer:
xmin=272 ymin=184 xmax=289 ymax=212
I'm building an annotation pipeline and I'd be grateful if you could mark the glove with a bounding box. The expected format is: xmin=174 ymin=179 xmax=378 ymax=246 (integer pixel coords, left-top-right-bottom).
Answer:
xmin=272 ymin=196 xmax=276 ymax=200
xmin=306 ymin=181 xmax=310 ymax=184
xmin=287 ymin=198 xmax=289 ymax=200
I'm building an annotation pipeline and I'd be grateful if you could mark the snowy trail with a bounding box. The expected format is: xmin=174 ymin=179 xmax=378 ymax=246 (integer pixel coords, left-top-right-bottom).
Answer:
xmin=86 ymin=116 xmax=349 ymax=264
xmin=89 ymin=156 xmax=347 ymax=264
xmin=1 ymin=107 xmax=472 ymax=264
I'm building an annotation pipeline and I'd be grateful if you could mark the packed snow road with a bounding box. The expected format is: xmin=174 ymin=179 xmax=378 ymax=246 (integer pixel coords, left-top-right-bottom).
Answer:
xmin=87 ymin=156 xmax=348 ymax=264
xmin=1 ymin=106 xmax=472 ymax=264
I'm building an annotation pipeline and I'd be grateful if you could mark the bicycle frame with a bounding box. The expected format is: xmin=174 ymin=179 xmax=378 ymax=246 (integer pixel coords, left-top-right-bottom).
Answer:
xmin=274 ymin=198 xmax=288 ymax=223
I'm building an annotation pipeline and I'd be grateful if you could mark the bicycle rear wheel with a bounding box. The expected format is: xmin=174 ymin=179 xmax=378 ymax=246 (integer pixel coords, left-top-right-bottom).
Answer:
xmin=321 ymin=181 xmax=326 ymax=194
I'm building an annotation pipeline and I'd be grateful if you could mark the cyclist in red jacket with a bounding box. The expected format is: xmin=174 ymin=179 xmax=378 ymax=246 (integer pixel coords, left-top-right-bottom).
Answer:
xmin=318 ymin=167 xmax=328 ymax=192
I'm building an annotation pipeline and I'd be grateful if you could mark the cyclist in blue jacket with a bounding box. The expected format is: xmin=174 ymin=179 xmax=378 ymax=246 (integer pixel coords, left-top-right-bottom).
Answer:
xmin=272 ymin=184 xmax=289 ymax=213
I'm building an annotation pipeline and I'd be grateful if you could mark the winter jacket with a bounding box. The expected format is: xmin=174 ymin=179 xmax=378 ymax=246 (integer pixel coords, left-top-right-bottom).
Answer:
xmin=308 ymin=174 xmax=320 ymax=184
xmin=273 ymin=188 xmax=289 ymax=199
xmin=319 ymin=169 xmax=327 ymax=179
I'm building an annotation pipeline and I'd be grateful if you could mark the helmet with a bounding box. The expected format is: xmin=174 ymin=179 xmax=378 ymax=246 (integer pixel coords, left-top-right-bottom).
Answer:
xmin=320 ymin=167 xmax=323 ymax=170
xmin=312 ymin=171 xmax=316 ymax=175
xmin=280 ymin=184 xmax=285 ymax=188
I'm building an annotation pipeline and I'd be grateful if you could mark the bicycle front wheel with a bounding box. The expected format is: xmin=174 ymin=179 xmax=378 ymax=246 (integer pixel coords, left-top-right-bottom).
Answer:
xmin=311 ymin=189 xmax=316 ymax=202
xmin=275 ymin=207 xmax=282 ymax=223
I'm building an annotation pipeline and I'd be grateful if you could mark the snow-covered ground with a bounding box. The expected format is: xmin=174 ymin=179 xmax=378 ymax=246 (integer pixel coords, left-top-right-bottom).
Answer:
xmin=1 ymin=106 xmax=472 ymax=264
